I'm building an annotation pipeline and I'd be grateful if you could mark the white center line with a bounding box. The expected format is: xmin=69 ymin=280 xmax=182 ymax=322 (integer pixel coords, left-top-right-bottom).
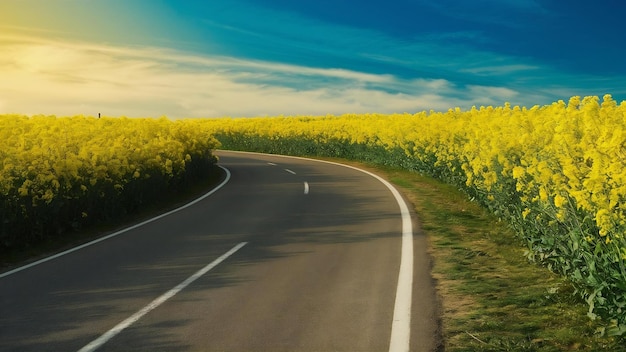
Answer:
xmin=77 ymin=242 xmax=248 ymax=352
xmin=304 ymin=181 xmax=309 ymax=195
xmin=284 ymin=168 xmax=296 ymax=175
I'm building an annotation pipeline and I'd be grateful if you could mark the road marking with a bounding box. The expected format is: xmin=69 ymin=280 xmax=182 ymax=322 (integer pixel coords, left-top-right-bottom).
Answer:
xmin=0 ymin=166 xmax=232 ymax=279
xmin=218 ymin=150 xmax=414 ymax=352
xmin=304 ymin=181 xmax=309 ymax=194
xmin=267 ymin=162 xmax=277 ymax=166
xmin=284 ymin=168 xmax=296 ymax=175
xmin=77 ymin=242 xmax=248 ymax=352
xmin=329 ymin=164 xmax=413 ymax=352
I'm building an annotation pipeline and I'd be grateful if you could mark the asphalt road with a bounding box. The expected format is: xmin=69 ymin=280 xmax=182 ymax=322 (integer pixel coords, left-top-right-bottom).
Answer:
xmin=0 ymin=151 xmax=438 ymax=351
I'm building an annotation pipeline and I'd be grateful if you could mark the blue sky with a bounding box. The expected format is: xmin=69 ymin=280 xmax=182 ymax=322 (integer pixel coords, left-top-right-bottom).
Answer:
xmin=1 ymin=0 xmax=624 ymax=117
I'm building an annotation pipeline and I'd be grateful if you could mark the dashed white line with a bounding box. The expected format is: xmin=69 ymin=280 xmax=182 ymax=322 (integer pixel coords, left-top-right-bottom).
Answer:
xmin=77 ymin=242 xmax=248 ymax=352
xmin=267 ymin=162 xmax=277 ymax=166
xmin=304 ymin=182 xmax=309 ymax=195
xmin=284 ymin=168 xmax=296 ymax=175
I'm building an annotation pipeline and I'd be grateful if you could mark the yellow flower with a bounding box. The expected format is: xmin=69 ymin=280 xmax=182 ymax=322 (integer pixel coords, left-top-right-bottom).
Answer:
xmin=512 ymin=166 xmax=525 ymax=179
xmin=595 ymin=209 xmax=613 ymax=236
xmin=18 ymin=180 xmax=32 ymax=196
xmin=554 ymin=194 xmax=566 ymax=208
xmin=42 ymin=189 xmax=54 ymax=203
xmin=539 ymin=188 xmax=549 ymax=202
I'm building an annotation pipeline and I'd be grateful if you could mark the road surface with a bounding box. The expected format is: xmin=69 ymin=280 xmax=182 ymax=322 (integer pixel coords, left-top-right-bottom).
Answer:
xmin=0 ymin=151 xmax=439 ymax=351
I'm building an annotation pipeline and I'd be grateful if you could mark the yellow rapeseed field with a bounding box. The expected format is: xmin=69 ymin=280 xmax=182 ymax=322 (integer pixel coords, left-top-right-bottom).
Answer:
xmin=2 ymin=95 xmax=625 ymax=333
xmin=0 ymin=115 xmax=219 ymax=250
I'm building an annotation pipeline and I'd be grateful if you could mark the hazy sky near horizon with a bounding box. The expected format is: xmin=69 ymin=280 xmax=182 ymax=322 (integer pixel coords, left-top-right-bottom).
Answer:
xmin=1 ymin=0 xmax=625 ymax=117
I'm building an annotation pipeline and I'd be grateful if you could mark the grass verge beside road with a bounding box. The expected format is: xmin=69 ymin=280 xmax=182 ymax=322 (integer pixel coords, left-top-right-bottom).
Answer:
xmin=377 ymin=164 xmax=625 ymax=351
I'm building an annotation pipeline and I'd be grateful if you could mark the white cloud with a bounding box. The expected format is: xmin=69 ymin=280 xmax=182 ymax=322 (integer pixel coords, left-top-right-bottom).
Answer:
xmin=410 ymin=78 xmax=454 ymax=91
xmin=0 ymin=34 xmax=536 ymax=117
xmin=460 ymin=64 xmax=539 ymax=75
xmin=466 ymin=85 xmax=519 ymax=105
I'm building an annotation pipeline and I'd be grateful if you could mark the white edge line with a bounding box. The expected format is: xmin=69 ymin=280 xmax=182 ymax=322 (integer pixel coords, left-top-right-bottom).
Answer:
xmin=77 ymin=241 xmax=247 ymax=352
xmin=0 ymin=166 xmax=232 ymax=279
xmin=217 ymin=150 xmax=413 ymax=352
xmin=304 ymin=181 xmax=310 ymax=195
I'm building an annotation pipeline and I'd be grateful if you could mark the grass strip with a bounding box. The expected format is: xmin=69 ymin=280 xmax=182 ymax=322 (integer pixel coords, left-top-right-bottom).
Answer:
xmin=377 ymin=164 xmax=625 ymax=351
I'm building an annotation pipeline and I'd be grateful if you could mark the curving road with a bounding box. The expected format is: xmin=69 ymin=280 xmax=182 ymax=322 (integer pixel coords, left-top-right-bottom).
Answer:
xmin=0 ymin=151 xmax=438 ymax=351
